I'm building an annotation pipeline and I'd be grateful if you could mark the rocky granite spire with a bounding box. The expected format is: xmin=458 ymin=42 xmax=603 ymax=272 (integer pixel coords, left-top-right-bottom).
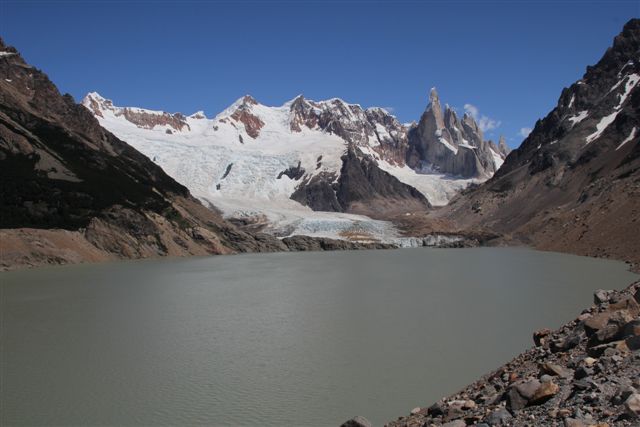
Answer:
xmin=427 ymin=87 xmax=446 ymax=130
xmin=498 ymin=135 xmax=510 ymax=156
xmin=406 ymin=89 xmax=506 ymax=178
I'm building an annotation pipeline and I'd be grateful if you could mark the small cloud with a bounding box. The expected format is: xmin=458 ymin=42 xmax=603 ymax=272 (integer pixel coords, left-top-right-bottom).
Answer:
xmin=382 ymin=106 xmax=395 ymax=113
xmin=519 ymin=127 xmax=532 ymax=138
xmin=463 ymin=104 xmax=501 ymax=132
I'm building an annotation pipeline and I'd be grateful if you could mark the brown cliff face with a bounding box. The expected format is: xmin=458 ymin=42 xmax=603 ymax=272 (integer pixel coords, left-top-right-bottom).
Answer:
xmin=230 ymin=108 xmax=264 ymax=138
xmin=441 ymin=19 xmax=640 ymax=269
xmin=83 ymin=92 xmax=190 ymax=131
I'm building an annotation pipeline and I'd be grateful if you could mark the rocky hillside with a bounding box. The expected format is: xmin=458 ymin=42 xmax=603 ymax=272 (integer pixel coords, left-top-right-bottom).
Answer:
xmin=380 ymin=281 xmax=640 ymax=427
xmin=0 ymin=38 xmax=394 ymax=270
xmin=441 ymin=19 xmax=640 ymax=269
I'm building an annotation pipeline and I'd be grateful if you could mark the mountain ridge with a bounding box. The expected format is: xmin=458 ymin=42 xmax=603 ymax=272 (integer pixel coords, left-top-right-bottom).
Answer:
xmin=82 ymin=86 xmax=508 ymax=241
xmin=435 ymin=18 xmax=640 ymax=270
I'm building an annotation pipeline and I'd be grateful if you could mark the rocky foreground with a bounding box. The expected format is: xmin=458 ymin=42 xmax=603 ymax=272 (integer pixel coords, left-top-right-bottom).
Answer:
xmin=343 ymin=281 xmax=640 ymax=427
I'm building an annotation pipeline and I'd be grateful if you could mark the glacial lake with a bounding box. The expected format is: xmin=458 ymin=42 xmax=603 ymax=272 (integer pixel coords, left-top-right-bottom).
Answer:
xmin=1 ymin=247 xmax=637 ymax=426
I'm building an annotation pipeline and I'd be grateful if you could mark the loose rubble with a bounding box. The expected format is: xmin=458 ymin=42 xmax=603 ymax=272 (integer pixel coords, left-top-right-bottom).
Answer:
xmin=375 ymin=281 xmax=640 ymax=427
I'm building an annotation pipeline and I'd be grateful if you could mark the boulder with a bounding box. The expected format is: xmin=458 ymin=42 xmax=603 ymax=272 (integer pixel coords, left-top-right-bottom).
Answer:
xmin=584 ymin=310 xmax=634 ymax=337
xmin=594 ymin=289 xmax=614 ymax=304
xmin=541 ymin=362 xmax=574 ymax=378
xmin=625 ymin=393 xmax=640 ymax=418
xmin=587 ymin=340 xmax=629 ymax=357
xmin=626 ymin=335 xmax=640 ymax=350
xmin=533 ymin=328 xmax=552 ymax=346
xmin=530 ymin=381 xmax=559 ymax=405
xmin=483 ymin=408 xmax=513 ymax=425
xmin=608 ymin=296 xmax=639 ymax=315
xmin=622 ymin=319 xmax=640 ymax=337
xmin=340 ymin=416 xmax=372 ymax=427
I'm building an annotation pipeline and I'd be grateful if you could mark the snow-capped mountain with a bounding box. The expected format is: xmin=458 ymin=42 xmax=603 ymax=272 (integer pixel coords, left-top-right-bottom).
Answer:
xmin=82 ymin=89 xmax=507 ymax=239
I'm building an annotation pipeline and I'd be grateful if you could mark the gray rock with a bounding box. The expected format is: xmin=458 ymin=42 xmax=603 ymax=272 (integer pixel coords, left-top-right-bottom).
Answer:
xmin=542 ymin=362 xmax=574 ymax=378
xmin=540 ymin=374 xmax=554 ymax=383
xmin=564 ymin=418 xmax=591 ymax=427
xmin=340 ymin=415 xmax=372 ymax=427
xmin=483 ymin=408 xmax=513 ymax=425
xmin=574 ymin=366 xmax=593 ymax=380
xmin=427 ymin=401 xmax=445 ymax=416
xmin=507 ymin=379 xmax=542 ymax=411
xmin=594 ymin=289 xmax=614 ymax=304
xmin=625 ymin=393 xmax=640 ymax=417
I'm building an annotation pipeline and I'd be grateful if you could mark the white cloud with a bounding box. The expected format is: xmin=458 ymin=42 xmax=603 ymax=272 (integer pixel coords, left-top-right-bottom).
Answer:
xmin=519 ymin=127 xmax=532 ymax=138
xmin=463 ymin=103 xmax=501 ymax=132
xmin=382 ymin=106 xmax=395 ymax=113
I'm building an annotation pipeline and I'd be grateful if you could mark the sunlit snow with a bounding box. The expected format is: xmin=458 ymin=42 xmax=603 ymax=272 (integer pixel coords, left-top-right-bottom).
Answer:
xmin=84 ymin=92 xmax=493 ymax=242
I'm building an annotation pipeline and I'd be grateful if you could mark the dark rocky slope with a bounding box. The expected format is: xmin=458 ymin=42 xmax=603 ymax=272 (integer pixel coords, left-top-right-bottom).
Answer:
xmin=437 ymin=19 xmax=640 ymax=270
xmin=382 ymin=282 xmax=640 ymax=427
xmin=292 ymin=148 xmax=431 ymax=217
xmin=0 ymin=39 xmax=391 ymax=271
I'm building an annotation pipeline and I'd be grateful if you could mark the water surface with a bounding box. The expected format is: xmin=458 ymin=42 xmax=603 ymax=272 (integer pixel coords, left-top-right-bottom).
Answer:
xmin=1 ymin=247 xmax=637 ymax=426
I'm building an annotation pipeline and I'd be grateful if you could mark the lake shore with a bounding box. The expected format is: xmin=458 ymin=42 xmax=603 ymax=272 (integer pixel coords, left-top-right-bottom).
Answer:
xmin=370 ymin=280 xmax=640 ymax=427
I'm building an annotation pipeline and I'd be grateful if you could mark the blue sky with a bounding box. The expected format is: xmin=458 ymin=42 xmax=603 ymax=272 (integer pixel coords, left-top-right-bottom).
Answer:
xmin=1 ymin=1 xmax=637 ymax=147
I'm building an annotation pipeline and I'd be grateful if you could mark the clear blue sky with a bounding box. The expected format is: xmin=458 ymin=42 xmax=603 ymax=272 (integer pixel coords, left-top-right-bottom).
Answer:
xmin=1 ymin=1 xmax=638 ymax=147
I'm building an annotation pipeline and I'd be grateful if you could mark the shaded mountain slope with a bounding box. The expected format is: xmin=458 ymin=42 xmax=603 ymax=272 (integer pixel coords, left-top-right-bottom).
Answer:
xmin=439 ymin=19 xmax=640 ymax=269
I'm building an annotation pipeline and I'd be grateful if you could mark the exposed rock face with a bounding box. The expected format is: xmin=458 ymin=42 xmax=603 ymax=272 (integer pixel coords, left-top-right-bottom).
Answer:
xmin=336 ymin=148 xmax=430 ymax=216
xmin=385 ymin=281 xmax=640 ymax=427
xmin=229 ymin=95 xmax=264 ymax=138
xmin=288 ymin=94 xmax=410 ymax=163
xmin=406 ymin=88 xmax=504 ymax=178
xmin=83 ymin=92 xmax=190 ymax=131
xmin=291 ymin=148 xmax=431 ymax=216
xmin=442 ymin=18 xmax=640 ymax=270
xmin=498 ymin=135 xmax=511 ymax=157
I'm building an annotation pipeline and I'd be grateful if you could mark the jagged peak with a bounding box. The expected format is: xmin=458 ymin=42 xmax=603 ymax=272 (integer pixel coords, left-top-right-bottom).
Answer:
xmin=240 ymin=94 xmax=258 ymax=105
xmin=429 ymin=87 xmax=439 ymax=101
xmin=189 ymin=110 xmax=207 ymax=119
xmin=365 ymin=106 xmax=392 ymax=115
xmin=426 ymin=87 xmax=443 ymax=114
xmin=84 ymin=91 xmax=106 ymax=102
xmin=215 ymin=94 xmax=262 ymax=120
xmin=284 ymin=94 xmax=308 ymax=109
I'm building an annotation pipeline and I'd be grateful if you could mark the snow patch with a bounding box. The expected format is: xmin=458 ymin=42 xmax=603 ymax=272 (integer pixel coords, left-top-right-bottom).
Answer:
xmin=616 ymin=127 xmax=638 ymax=150
xmin=615 ymin=73 xmax=639 ymax=109
xmin=490 ymin=149 xmax=504 ymax=170
xmin=568 ymin=110 xmax=589 ymax=126
xmin=438 ymin=136 xmax=458 ymax=154
xmin=586 ymin=110 xmax=620 ymax=144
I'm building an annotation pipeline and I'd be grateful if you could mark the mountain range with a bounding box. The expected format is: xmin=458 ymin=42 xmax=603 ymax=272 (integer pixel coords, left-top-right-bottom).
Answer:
xmin=81 ymin=83 xmax=508 ymax=240
xmin=1 ymin=18 xmax=638 ymax=270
